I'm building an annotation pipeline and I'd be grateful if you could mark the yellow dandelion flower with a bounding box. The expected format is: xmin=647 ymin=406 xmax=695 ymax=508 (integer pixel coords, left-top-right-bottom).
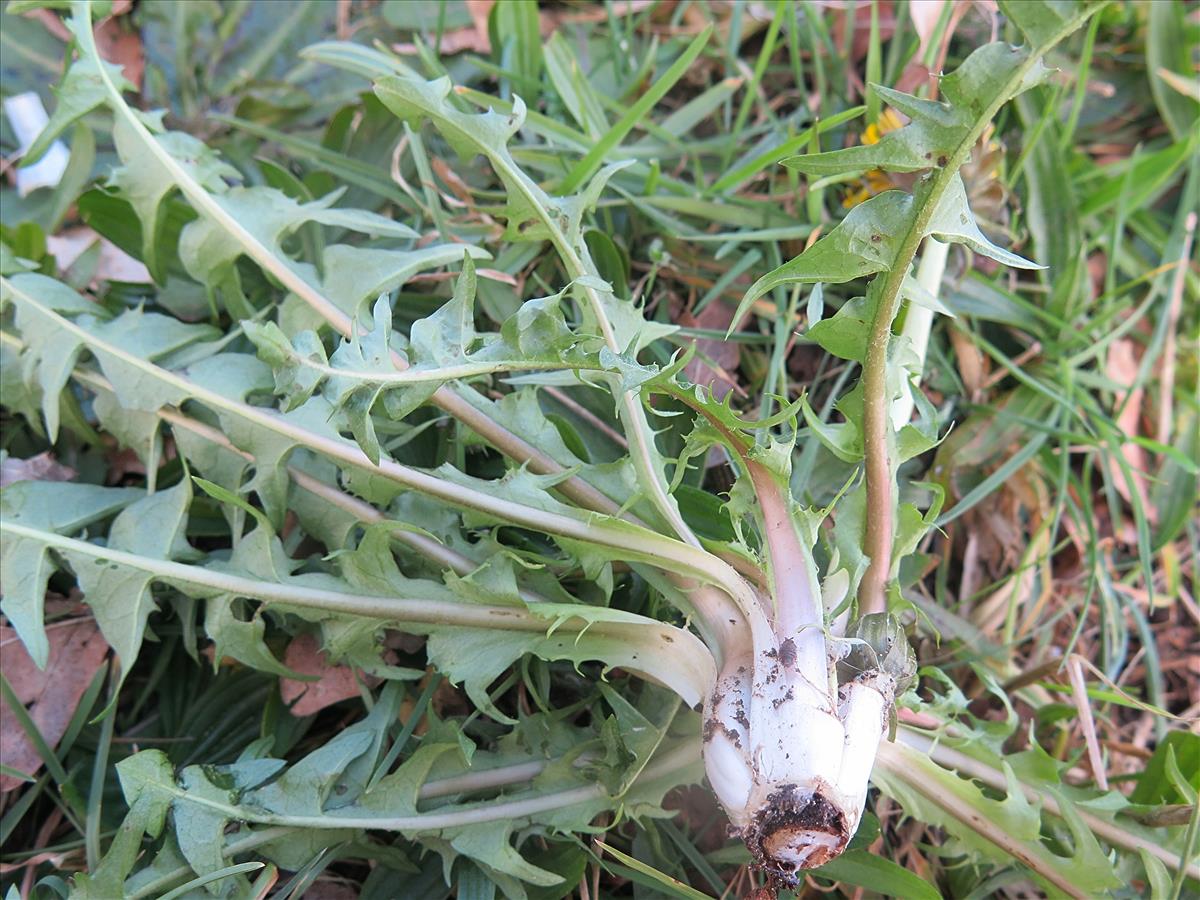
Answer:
xmin=862 ymin=107 xmax=906 ymax=147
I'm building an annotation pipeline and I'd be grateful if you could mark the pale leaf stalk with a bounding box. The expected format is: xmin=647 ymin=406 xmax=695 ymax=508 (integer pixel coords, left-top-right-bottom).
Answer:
xmin=165 ymin=388 xmax=748 ymax=657
xmin=276 ymin=354 xmax=610 ymax=386
xmin=123 ymin=740 xmax=697 ymax=834
xmin=1 ymin=521 xmax=714 ymax=706
xmin=475 ymin=142 xmax=701 ymax=549
xmin=578 ymin=274 xmax=704 ymax=552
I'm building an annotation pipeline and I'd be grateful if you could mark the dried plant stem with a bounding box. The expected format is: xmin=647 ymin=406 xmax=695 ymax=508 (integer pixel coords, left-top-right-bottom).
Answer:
xmin=1067 ymin=655 xmax=1109 ymax=791
xmin=1156 ymin=211 xmax=1196 ymax=447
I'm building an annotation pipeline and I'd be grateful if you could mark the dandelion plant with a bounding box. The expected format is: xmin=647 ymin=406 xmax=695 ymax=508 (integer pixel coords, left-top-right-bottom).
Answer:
xmin=2 ymin=1 xmax=1195 ymax=897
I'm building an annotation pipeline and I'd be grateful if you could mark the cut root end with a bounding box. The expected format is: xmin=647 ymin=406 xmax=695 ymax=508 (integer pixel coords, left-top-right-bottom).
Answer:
xmin=745 ymin=782 xmax=853 ymax=882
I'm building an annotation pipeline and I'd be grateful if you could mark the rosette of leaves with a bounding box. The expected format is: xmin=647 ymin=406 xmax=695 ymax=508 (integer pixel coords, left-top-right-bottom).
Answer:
xmin=2 ymin=2 xmax=1194 ymax=898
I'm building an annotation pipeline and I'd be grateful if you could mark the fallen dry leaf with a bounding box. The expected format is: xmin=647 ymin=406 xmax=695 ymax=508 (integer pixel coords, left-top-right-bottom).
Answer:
xmin=908 ymin=0 xmax=947 ymax=51
xmin=94 ymin=15 xmax=144 ymax=90
xmin=24 ymin=5 xmax=141 ymax=87
xmin=895 ymin=0 xmax=983 ymax=96
xmin=46 ymin=228 xmax=153 ymax=285
xmin=0 ymin=452 xmax=76 ymax=488
xmin=394 ymin=27 xmax=489 ymax=56
xmin=677 ymin=300 xmax=742 ymax=400
xmin=103 ymin=445 xmax=148 ymax=485
xmin=278 ymin=633 xmax=376 ymax=717
xmin=949 ymin=320 xmax=987 ymax=400
xmin=393 ymin=0 xmax=494 ymax=56
xmin=23 ymin=9 xmax=71 ymax=42
xmin=299 ymin=882 xmax=359 ymax=900
xmin=558 ymin=0 xmax=656 ymax=25
xmin=0 ymin=621 xmax=109 ymax=792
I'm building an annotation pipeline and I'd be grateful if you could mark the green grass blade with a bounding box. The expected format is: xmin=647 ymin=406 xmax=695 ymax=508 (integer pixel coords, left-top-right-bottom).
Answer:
xmin=557 ymin=25 xmax=713 ymax=193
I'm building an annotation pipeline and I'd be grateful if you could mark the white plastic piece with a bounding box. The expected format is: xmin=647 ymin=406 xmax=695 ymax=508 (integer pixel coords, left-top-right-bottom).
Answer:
xmin=4 ymin=92 xmax=71 ymax=196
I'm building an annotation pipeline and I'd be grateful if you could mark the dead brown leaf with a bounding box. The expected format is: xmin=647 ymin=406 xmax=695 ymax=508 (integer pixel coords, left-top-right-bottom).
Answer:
xmin=948 ymin=320 xmax=987 ymax=400
xmin=278 ymin=633 xmax=377 ymax=717
xmin=0 ymin=452 xmax=76 ymax=488
xmin=0 ymin=621 xmax=109 ymax=792
xmin=676 ymin=300 xmax=742 ymax=400
xmin=557 ymin=0 xmax=657 ymax=25
xmin=46 ymin=228 xmax=152 ymax=285
xmin=395 ymin=27 xmax=489 ymax=56
xmin=393 ymin=0 xmax=496 ymax=56
xmin=430 ymin=155 xmax=479 ymax=210
xmin=27 ymin=5 xmax=142 ymax=88
xmin=1105 ymin=338 xmax=1153 ymax=519
xmin=103 ymin=445 xmax=147 ymax=485
xmin=298 ymin=882 xmax=359 ymax=900
xmin=23 ymin=9 xmax=71 ymax=42
xmin=895 ymin=0 xmax=984 ymax=96
xmin=909 ymin=0 xmax=947 ymax=51
xmin=94 ymin=15 xmax=144 ymax=90
xmin=464 ymin=0 xmax=493 ymax=36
